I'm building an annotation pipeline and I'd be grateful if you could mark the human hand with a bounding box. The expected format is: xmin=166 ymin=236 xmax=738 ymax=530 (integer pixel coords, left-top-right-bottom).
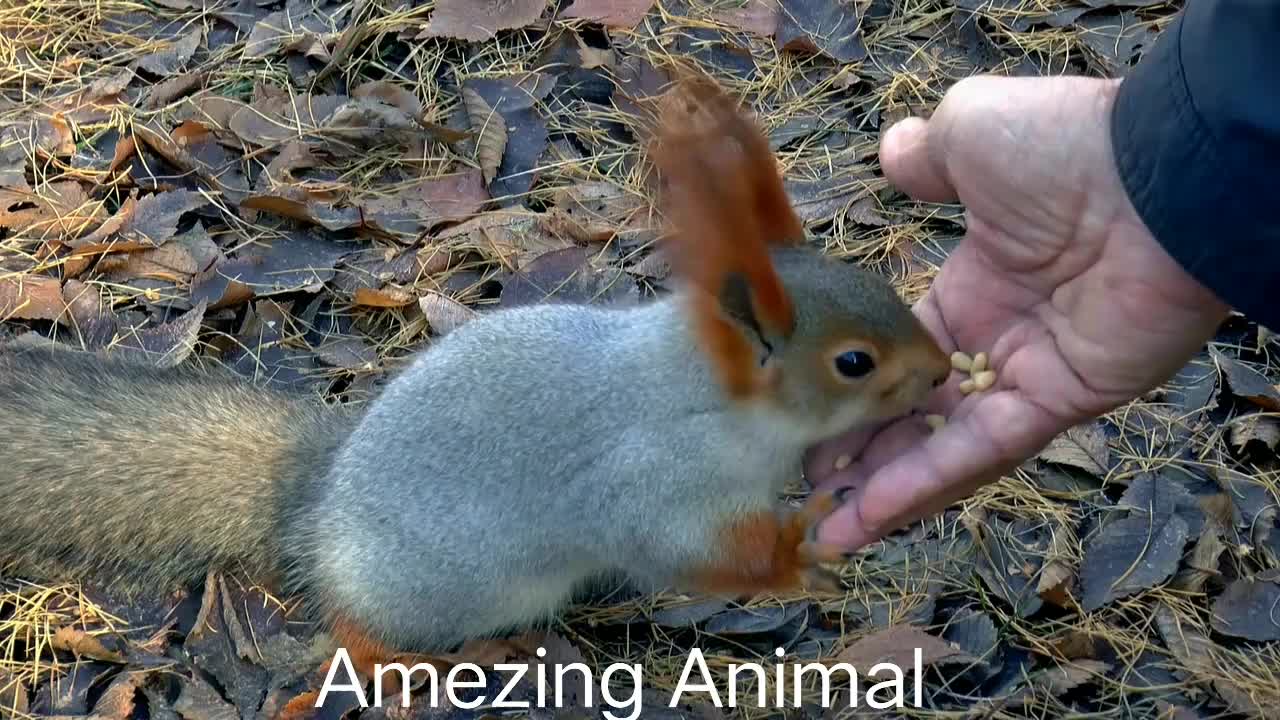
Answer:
xmin=807 ymin=75 xmax=1230 ymax=550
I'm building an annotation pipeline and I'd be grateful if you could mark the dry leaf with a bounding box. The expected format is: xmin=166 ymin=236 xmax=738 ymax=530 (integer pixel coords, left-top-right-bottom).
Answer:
xmin=419 ymin=292 xmax=475 ymax=335
xmin=560 ymin=0 xmax=656 ymax=28
xmin=1228 ymin=413 xmax=1280 ymax=452
xmin=1037 ymin=524 xmax=1078 ymax=607
xmin=0 ymin=275 xmax=64 ymax=320
xmin=353 ymin=285 xmax=416 ymax=308
xmin=833 ymin=625 xmax=972 ymax=677
xmin=1213 ymin=347 xmax=1280 ymax=411
xmin=1079 ymin=512 xmax=1188 ymax=611
xmin=1019 ymin=659 xmax=1111 ymax=701
xmin=714 ymin=0 xmax=779 ymax=36
xmin=0 ymin=181 xmax=102 ymax=239
xmin=0 ymin=671 xmax=29 ymax=716
xmin=1155 ymin=603 xmax=1267 ymax=716
xmin=110 ymin=300 xmax=207 ymax=368
xmin=50 ymin=626 xmax=127 ymax=663
xmin=1173 ymin=525 xmax=1226 ymax=592
xmin=420 ymin=0 xmax=548 ymax=41
xmin=1038 ymin=421 xmax=1110 ymax=476
xmin=776 ymin=0 xmax=867 ymax=63
xmin=462 ymin=86 xmax=508 ymax=184
xmin=137 ymin=25 xmax=202 ymax=75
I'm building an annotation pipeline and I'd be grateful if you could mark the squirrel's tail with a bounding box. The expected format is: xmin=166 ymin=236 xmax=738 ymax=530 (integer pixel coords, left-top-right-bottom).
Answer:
xmin=0 ymin=347 xmax=353 ymax=594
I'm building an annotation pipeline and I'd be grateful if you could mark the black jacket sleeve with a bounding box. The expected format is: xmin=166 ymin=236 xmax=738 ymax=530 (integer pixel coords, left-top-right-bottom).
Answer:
xmin=1111 ymin=0 xmax=1280 ymax=327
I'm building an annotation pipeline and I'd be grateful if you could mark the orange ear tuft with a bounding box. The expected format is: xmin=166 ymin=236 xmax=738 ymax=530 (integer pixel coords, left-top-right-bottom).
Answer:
xmin=649 ymin=73 xmax=804 ymax=398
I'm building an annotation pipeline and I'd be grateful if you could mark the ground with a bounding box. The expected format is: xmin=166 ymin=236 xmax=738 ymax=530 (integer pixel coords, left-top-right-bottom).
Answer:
xmin=2 ymin=0 xmax=1279 ymax=718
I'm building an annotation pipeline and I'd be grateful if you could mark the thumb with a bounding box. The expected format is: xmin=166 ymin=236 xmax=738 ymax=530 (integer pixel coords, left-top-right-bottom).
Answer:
xmin=879 ymin=116 xmax=957 ymax=203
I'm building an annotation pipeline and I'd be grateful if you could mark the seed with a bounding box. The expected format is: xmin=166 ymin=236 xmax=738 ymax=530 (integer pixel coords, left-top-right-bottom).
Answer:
xmin=950 ymin=351 xmax=973 ymax=372
xmin=924 ymin=414 xmax=946 ymax=431
xmin=833 ymin=454 xmax=852 ymax=471
xmin=971 ymin=352 xmax=988 ymax=374
xmin=959 ymin=379 xmax=976 ymax=395
xmin=973 ymin=370 xmax=996 ymax=391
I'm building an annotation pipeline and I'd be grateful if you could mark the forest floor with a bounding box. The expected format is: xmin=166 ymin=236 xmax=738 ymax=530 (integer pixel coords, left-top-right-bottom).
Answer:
xmin=2 ymin=0 xmax=1278 ymax=718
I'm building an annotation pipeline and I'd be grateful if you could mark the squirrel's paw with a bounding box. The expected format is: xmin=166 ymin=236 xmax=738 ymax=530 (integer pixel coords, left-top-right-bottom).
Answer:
xmin=687 ymin=487 xmax=851 ymax=596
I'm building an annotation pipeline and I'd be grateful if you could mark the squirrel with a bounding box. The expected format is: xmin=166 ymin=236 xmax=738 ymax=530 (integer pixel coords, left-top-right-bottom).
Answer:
xmin=0 ymin=75 xmax=950 ymax=673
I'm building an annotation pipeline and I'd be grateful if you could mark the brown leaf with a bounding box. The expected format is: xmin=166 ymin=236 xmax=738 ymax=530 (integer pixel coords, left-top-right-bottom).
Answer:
xmin=115 ymin=190 xmax=209 ymax=246
xmin=93 ymin=672 xmax=140 ymax=719
xmin=190 ymin=232 xmax=347 ymax=308
xmin=1038 ymin=421 xmax=1110 ymax=476
xmin=713 ymin=0 xmax=779 ymax=36
xmin=1212 ymin=347 xmax=1280 ymax=411
xmin=1173 ymin=525 xmax=1226 ymax=592
xmin=462 ymin=86 xmax=508 ymax=185
xmin=560 ymin=0 xmax=656 ymax=28
xmin=0 ymin=671 xmax=27 ymax=716
xmin=1037 ymin=524 xmax=1078 ymax=607
xmin=141 ymin=71 xmax=206 ymax=109
xmin=1020 ymin=660 xmax=1111 ymax=700
xmin=419 ymin=291 xmax=476 ymax=335
xmin=315 ymin=337 xmax=377 ymax=369
xmin=0 ymin=181 xmax=102 ymax=239
xmin=110 ymin=300 xmax=207 ymax=368
xmin=1211 ymin=577 xmax=1280 ymax=641
xmin=776 ymin=0 xmax=867 ymax=63
xmin=1228 ymin=413 xmax=1280 ymax=452
xmin=353 ymin=285 xmax=416 ymax=308
xmin=50 ymin=626 xmax=127 ymax=663
xmin=0 ymin=275 xmax=64 ymax=320
xmin=834 ymin=625 xmax=973 ymax=677
xmin=351 ymin=80 xmax=422 ymax=119
xmin=419 ymin=0 xmax=548 ymax=41
xmin=540 ymin=181 xmax=644 ymax=243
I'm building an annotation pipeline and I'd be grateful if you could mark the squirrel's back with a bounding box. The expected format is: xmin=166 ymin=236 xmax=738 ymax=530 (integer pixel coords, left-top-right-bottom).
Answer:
xmin=0 ymin=346 xmax=354 ymax=593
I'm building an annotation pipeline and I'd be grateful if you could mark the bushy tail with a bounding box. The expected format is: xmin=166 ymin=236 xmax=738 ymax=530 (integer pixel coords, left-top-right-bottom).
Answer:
xmin=0 ymin=346 xmax=353 ymax=593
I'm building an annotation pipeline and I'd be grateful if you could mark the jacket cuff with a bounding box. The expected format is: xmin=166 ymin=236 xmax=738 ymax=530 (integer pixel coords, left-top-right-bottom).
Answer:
xmin=1110 ymin=4 xmax=1278 ymax=327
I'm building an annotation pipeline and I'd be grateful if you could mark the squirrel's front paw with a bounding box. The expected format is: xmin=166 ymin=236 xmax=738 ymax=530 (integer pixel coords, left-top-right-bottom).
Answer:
xmin=789 ymin=487 xmax=852 ymax=593
xmin=687 ymin=487 xmax=852 ymax=596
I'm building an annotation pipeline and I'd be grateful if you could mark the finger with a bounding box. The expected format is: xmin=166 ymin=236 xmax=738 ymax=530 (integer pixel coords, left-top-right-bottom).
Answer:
xmin=880 ymin=117 xmax=958 ymax=204
xmin=802 ymin=424 xmax=879 ymax=486
xmin=815 ymin=415 xmax=931 ymax=492
xmin=815 ymin=392 xmax=1055 ymax=549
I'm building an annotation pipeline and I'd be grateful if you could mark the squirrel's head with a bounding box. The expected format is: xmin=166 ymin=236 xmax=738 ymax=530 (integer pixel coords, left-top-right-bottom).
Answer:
xmin=649 ymin=72 xmax=949 ymax=439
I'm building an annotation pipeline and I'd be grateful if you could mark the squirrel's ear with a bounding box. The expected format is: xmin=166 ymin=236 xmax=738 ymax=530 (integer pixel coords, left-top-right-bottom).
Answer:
xmin=649 ymin=73 xmax=805 ymax=399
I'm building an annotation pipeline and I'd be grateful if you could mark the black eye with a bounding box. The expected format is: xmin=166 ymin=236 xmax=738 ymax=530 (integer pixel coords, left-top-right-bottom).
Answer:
xmin=834 ymin=350 xmax=876 ymax=379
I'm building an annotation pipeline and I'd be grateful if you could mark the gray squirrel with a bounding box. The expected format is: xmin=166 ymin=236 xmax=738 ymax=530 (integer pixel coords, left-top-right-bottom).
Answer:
xmin=0 ymin=75 xmax=950 ymax=674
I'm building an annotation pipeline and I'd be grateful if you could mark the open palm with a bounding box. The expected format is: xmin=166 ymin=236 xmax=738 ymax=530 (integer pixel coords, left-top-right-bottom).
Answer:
xmin=807 ymin=76 xmax=1229 ymax=550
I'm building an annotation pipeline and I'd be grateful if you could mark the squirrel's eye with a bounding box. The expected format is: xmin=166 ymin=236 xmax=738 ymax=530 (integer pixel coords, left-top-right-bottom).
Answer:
xmin=834 ymin=350 xmax=876 ymax=379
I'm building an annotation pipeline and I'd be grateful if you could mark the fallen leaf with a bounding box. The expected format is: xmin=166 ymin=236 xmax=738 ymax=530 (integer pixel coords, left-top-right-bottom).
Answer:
xmin=314 ymin=337 xmax=377 ymax=369
xmin=560 ymin=0 xmax=656 ymax=28
xmin=1213 ymin=347 xmax=1280 ymax=411
xmin=191 ymin=232 xmax=348 ymax=307
xmin=463 ymin=74 xmax=554 ymax=198
xmin=353 ymin=285 xmax=416 ymax=308
xmin=942 ymin=610 xmax=999 ymax=673
xmin=1019 ymin=659 xmax=1111 ymax=701
xmin=0 ymin=273 xmax=63 ymax=321
xmin=649 ymin=599 xmax=730 ymax=627
xmin=141 ymin=71 xmax=206 ymax=109
xmin=1211 ymin=578 xmax=1280 ymax=641
xmin=1155 ymin=603 xmax=1265 ymax=716
xmin=1037 ymin=524 xmax=1078 ymax=607
xmin=776 ymin=0 xmax=867 ymax=63
xmin=1080 ymin=513 xmax=1189 ymax=612
xmin=49 ymin=626 xmax=127 ymax=663
xmin=500 ymin=246 xmax=634 ymax=306
xmin=419 ymin=291 xmax=475 ymax=335
xmin=714 ymin=0 xmax=779 ymax=36
xmin=137 ymin=25 xmax=202 ymax=76
xmin=539 ymin=181 xmax=644 ymax=242
xmin=419 ymin=0 xmax=548 ymax=41
xmin=834 ymin=625 xmax=973 ymax=677
xmin=0 ymin=181 xmax=102 ymax=239
xmin=92 ymin=672 xmax=140 ymax=719
xmin=1173 ymin=524 xmax=1226 ymax=592
xmin=86 ymin=190 xmax=209 ymax=248
xmin=1038 ymin=421 xmax=1111 ymax=476
xmin=110 ymin=300 xmax=207 ymax=368
xmin=0 ymin=671 xmax=29 ymax=716
xmin=974 ymin=518 xmax=1046 ymax=617
xmin=462 ymin=86 xmax=508 ymax=185
xmin=1228 ymin=413 xmax=1280 ymax=452
xmin=705 ymin=603 xmax=810 ymax=636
